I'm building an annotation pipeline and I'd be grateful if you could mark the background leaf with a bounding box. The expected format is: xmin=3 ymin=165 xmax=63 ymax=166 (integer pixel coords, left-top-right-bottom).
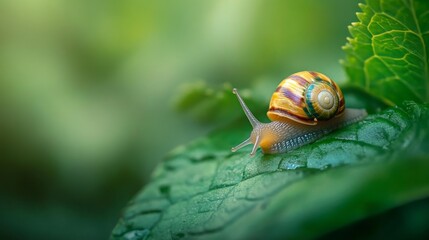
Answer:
xmin=111 ymin=102 xmax=429 ymax=240
xmin=342 ymin=0 xmax=429 ymax=105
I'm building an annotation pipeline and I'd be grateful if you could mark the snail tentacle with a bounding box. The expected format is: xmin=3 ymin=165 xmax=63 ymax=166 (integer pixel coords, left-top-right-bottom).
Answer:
xmin=231 ymin=137 xmax=252 ymax=152
xmin=250 ymin=134 xmax=261 ymax=156
xmin=233 ymin=88 xmax=260 ymax=127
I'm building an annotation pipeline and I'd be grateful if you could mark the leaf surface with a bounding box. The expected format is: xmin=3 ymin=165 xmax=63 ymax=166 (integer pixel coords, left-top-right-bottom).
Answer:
xmin=111 ymin=102 xmax=429 ymax=240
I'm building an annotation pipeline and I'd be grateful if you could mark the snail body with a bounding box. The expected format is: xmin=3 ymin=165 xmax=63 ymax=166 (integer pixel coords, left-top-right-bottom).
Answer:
xmin=232 ymin=71 xmax=367 ymax=155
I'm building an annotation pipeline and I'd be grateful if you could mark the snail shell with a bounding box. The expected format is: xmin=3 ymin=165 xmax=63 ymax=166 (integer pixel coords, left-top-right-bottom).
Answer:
xmin=231 ymin=71 xmax=367 ymax=156
xmin=267 ymin=71 xmax=345 ymax=125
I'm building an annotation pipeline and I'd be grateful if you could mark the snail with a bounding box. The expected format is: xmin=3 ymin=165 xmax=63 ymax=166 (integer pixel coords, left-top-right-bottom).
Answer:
xmin=231 ymin=71 xmax=367 ymax=156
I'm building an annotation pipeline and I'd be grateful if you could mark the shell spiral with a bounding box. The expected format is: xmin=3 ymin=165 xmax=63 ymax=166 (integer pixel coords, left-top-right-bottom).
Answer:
xmin=267 ymin=71 xmax=345 ymax=125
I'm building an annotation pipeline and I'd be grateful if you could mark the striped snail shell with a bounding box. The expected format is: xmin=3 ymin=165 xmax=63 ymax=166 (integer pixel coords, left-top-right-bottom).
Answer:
xmin=231 ymin=71 xmax=367 ymax=156
xmin=267 ymin=71 xmax=345 ymax=125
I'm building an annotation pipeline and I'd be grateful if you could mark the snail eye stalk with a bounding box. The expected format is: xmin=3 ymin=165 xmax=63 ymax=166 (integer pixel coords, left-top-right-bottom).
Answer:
xmin=232 ymin=88 xmax=260 ymax=127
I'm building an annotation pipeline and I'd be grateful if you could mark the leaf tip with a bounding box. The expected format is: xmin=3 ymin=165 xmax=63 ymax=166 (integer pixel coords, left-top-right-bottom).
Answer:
xmin=358 ymin=3 xmax=366 ymax=10
xmin=356 ymin=12 xmax=365 ymax=21
xmin=342 ymin=41 xmax=353 ymax=51
xmin=346 ymin=36 xmax=353 ymax=41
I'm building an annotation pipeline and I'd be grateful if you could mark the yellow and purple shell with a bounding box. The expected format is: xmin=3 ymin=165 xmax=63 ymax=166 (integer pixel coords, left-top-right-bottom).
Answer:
xmin=267 ymin=71 xmax=345 ymax=125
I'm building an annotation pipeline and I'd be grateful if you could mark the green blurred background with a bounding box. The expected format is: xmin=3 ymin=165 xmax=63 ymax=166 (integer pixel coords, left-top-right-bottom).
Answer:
xmin=0 ymin=0 xmax=360 ymax=239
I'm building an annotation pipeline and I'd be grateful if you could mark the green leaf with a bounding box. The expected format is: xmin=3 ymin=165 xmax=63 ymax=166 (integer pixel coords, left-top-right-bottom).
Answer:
xmin=342 ymin=0 xmax=429 ymax=105
xmin=110 ymin=102 xmax=429 ymax=240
